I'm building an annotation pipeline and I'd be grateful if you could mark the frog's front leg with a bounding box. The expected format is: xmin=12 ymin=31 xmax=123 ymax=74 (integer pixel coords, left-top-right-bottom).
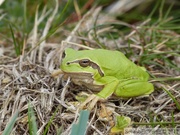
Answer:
xmin=79 ymin=76 xmax=119 ymax=110
xmin=114 ymin=79 xmax=154 ymax=98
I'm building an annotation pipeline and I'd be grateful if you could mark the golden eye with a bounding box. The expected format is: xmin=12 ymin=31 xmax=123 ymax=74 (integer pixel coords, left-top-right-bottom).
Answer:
xmin=79 ymin=59 xmax=90 ymax=67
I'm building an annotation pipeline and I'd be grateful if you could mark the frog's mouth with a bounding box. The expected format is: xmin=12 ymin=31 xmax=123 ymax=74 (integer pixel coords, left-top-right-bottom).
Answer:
xmin=63 ymin=71 xmax=93 ymax=79
xmin=63 ymin=72 xmax=103 ymax=91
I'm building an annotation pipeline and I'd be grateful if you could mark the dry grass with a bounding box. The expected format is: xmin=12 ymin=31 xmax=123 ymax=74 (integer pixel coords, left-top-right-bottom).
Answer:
xmin=0 ymin=0 xmax=180 ymax=134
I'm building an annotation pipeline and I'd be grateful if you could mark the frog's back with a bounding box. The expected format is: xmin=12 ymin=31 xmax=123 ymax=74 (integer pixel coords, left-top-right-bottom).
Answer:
xmin=84 ymin=49 xmax=149 ymax=81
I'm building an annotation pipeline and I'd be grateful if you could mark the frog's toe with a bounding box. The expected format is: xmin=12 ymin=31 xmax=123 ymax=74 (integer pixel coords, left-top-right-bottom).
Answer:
xmin=88 ymin=96 xmax=100 ymax=110
xmin=79 ymin=94 xmax=101 ymax=110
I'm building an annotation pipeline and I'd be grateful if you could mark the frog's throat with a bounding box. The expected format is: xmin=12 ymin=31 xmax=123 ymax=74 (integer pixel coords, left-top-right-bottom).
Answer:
xmin=63 ymin=72 xmax=104 ymax=91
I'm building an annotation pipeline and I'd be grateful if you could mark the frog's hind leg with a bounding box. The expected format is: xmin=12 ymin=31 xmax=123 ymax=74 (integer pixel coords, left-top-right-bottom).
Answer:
xmin=114 ymin=80 xmax=154 ymax=98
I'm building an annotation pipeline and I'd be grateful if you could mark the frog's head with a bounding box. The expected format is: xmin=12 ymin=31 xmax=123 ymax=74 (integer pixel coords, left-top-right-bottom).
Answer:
xmin=60 ymin=48 xmax=104 ymax=77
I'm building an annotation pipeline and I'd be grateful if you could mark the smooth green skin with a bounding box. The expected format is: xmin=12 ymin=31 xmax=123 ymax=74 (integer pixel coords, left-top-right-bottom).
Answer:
xmin=61 ymin=48 xmax=154 ymax=99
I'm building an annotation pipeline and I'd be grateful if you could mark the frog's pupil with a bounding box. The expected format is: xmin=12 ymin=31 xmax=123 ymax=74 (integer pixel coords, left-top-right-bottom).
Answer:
xmin=82 ymin=60 xmax=89 ymax=63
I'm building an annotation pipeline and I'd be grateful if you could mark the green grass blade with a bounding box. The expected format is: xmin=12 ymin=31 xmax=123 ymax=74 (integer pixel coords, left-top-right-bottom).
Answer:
xmin=43 ymin=106 xmax=61 ymax=135
xmin=2 ymin=111 xmax=19 ymax=135
xmin=57 ymin=0 xmax=70 ymax=22
xmin=163 ymin=2 xmax=174 ymax=21
xmin=171 ymin=111 xmax=175 ymax=128
xmin=28 ymin=103 xmax=38 ymax=135
xmin=9 ymin=24 xmax=21 ymax=56
xmin=162 ymin=87 xmax=180 ymax=111
xmin=148 ymin=0 xmax=160 ymax=18
xmin=52 ymin=0 xmax=71 ymax=28
xmin=71 ymin=110 xmax=90 ymax=135
xmin=23 ymin=0 xmax=27 ymax=41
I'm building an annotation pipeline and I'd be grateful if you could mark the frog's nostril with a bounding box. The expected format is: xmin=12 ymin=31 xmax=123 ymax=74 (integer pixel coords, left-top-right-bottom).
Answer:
xmin=67 ymin=62 xmax=70 ymax=65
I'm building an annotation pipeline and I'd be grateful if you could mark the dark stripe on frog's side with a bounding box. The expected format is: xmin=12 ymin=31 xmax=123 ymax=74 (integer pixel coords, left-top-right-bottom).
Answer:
xmin=67 ymin=59 xmax=104 ymax=77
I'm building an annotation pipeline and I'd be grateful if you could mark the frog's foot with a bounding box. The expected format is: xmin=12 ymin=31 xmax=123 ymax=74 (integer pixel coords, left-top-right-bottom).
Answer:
xmin=79 ymin=94 xmax=101 ymax=110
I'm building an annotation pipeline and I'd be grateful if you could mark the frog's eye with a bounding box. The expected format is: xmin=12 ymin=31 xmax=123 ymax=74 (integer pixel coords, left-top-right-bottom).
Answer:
xmin=79 ymin=59 xmax=90 ymax=67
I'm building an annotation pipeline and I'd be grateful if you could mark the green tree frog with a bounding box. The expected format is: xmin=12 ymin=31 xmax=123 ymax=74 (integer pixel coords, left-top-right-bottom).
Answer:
xmin=60 ymin=48 xmax=154 ymax=108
